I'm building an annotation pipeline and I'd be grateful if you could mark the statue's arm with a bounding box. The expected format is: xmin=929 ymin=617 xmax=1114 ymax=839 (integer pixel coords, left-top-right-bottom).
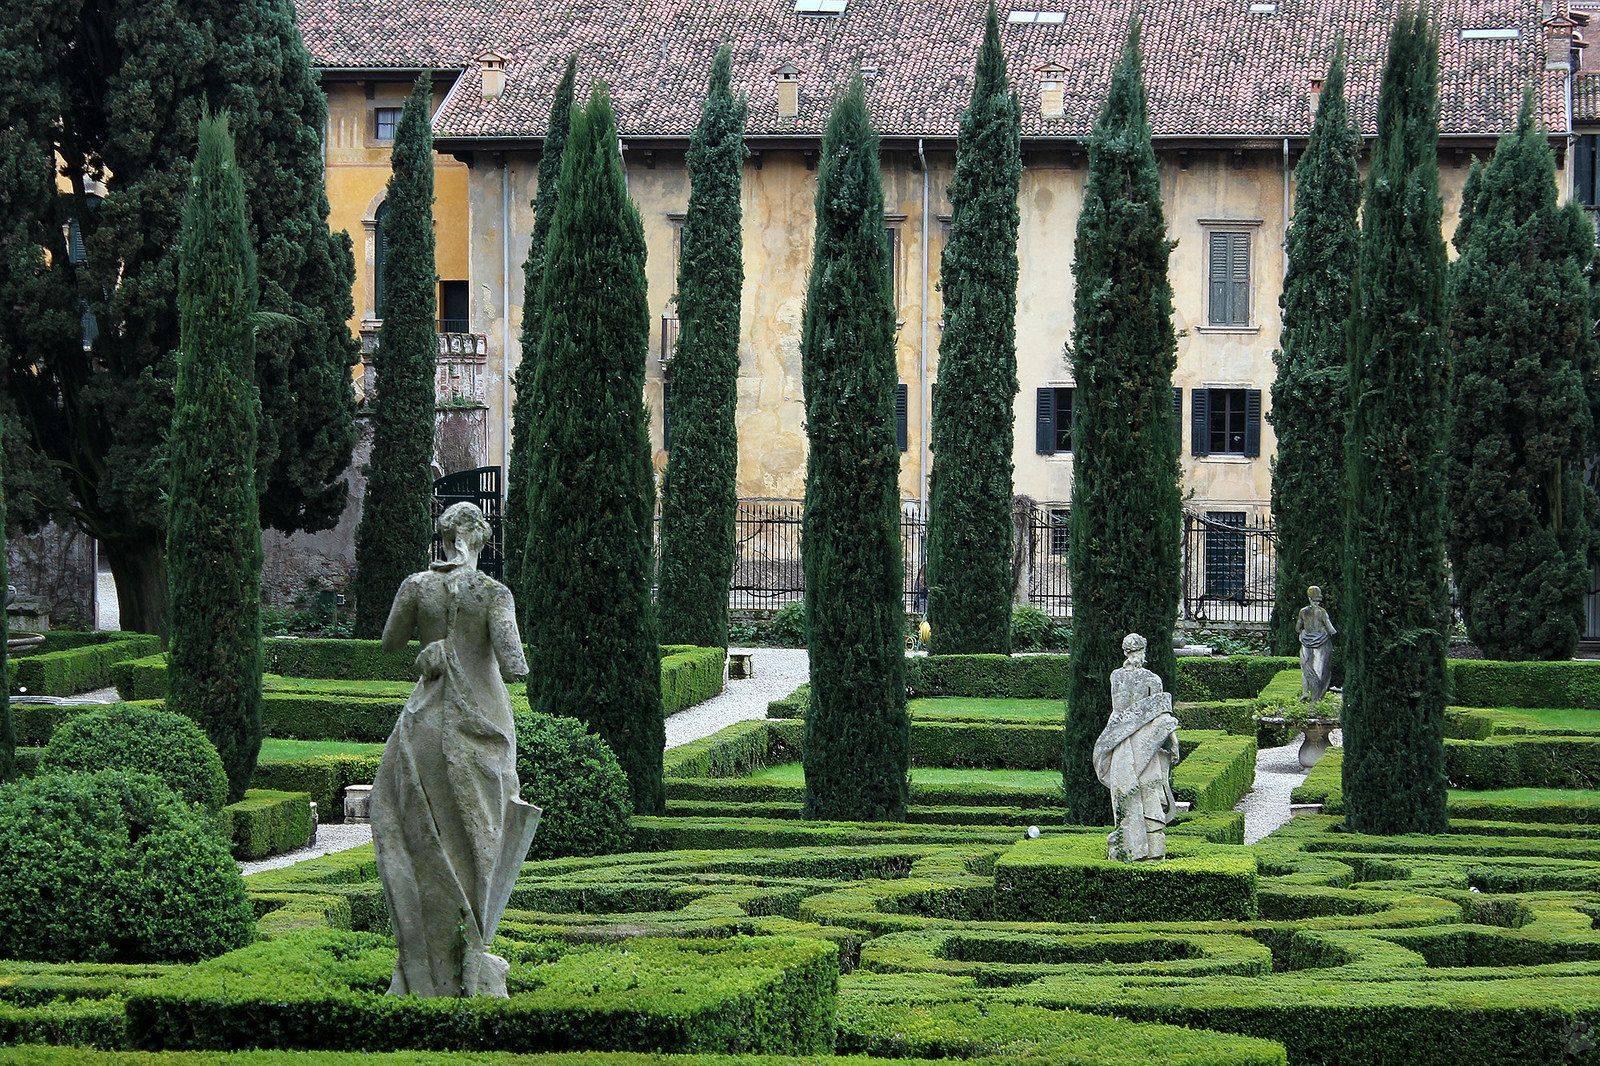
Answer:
xmin=1325 ymin=611 xmax=1337 ymax=638
xmin=490 ymin=586 xmax=529 ymax=681
xmin=379 ymin=578 xmax=418 ymax=653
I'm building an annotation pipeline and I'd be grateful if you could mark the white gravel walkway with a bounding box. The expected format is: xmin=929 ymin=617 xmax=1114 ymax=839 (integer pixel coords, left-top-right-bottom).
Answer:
xmin=241 ymin=822 xmax=373 ymax=876
xmin=664 ymin=647 xmax=808 ymax=749
xmin=1237 ymin=729 xmax=1341 ymax=844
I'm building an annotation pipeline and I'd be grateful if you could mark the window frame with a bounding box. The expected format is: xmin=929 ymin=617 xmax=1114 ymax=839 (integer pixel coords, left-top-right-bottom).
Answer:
xmin=1207 ymin=387 xmax=1251 ymax=456
xmin=1198 ymin=219 xmax=1262 ymax=331
xmin=374 ymin=106 xmax=404 ymax=142
xmin=1203 ymin=511 xmax=1248 ymax=599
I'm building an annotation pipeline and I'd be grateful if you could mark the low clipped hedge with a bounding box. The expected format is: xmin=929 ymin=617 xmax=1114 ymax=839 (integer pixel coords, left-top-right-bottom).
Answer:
xmin=5 ymin=631 xmax=160 ymax=697
xmin=1172 ymin=733 xmax=1257 ymax=813
xmin=1449 ymin=659 xmax=1600 ymax=710
xmin=660 ymin=646 xmax=726 ymax=718
xmin=218 ymin=789 xmax=314 ymax=860
xmin=992 ymin=836 xmax=1259 ymax=922
xmin=39 ymin=703 xmax=229 ymax=810
xmin=253 ymin=753 xmax=382 ymax=821
xmin=909 ymin=721 xmax=1060 ymax=771
xmin=124 ymin=928 xmax=838 ymax=1055
xmin=903 ymin=653 xmax=1295 ymax=703
xmin=1445 ymin=734 xmax=1600 ymax=791
xmin=1291 ymin=750 xmax=1343 ymax=811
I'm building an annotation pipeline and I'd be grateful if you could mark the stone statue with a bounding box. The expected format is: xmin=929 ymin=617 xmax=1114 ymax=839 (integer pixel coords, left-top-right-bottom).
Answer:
xmin=1093 ymin=633 xmax=1181 ymax=862
xmin=370 ymin=501 xmax=541 ymax=999
xmin=1297 ymin=585 xmax=1336 ymax=706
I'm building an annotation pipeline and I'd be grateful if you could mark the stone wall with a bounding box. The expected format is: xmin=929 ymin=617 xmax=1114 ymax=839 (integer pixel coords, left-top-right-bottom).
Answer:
xmin=6 ymin=521 xmax=96 ymax=631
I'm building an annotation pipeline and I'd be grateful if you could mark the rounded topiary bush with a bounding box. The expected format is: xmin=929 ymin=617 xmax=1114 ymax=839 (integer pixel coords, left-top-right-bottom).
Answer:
xmin=41 ymin=703 xmax=229 ymax=810
xmin=515 ymin=711 xmax=632 ymax=859
xmin=0 ymin=770 xmax=255 ymax=962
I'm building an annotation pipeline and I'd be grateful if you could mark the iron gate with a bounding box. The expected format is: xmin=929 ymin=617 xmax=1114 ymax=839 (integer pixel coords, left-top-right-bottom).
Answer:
xmin=432 ymin=466 xmax=504 ymax=579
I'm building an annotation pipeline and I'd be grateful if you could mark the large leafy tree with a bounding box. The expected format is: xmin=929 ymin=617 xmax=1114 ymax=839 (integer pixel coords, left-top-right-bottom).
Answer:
xmin=1341 ymin=8 xmax=1451 ymax=835
xmin=799 ymin=78 xmax=909 ymax=822
xmin=521 ymin=86 xmax=664 ymax=814
xmin=657 ymin=46 xmax=747 ymax=649
xmin=352 ymin=75 xmax=438 ymax=638
xmin=167 ymin=112 xmax=263 ymax=801
xmin=1268 ymin=48 xmax=1361 ymax=657
xmin=0 ymin=0 xmax=357 ymax=635
xmin=506 ymin=54 xmax=576 ymax=607
xmin=925 ymin=5 xmax=1022 ymax=656
xmin=1062 ymin=21 xmax=1182 ymax=826
xmin=1446 ymin=94 xmax=1596 ymax=661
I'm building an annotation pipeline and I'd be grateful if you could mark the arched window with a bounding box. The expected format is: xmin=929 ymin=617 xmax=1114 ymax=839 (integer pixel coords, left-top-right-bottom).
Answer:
xmin=373 ymin=200 xmax=390 ymax=319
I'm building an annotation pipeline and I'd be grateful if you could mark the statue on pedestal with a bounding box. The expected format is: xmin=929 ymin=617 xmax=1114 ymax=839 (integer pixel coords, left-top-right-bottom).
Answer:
xmin=370 ymin=502 xmax=541 ymax=998
xmin=1297 ymin=585 xmax=1336 ymax=706
xmin=1093 ymin=633 xmax=1180 ymax=861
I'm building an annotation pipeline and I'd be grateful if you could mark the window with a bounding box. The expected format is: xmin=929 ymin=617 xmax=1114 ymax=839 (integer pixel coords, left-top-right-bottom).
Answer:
xmin=1189 ymin=387 xmax=1261 ymax=458
xmin=1203 ymin=511 xmax=1247 ymax=598
xmin=1577 ymin=135 xmax=1600 ymax=208
xmin=884 ymin=226 xmax=900 ymax=308
xmin=1034 ymin=386 xmax=1073 ymax=455
xmin=439 ymin=281 xmax=469 ymax=333
xmin=374 ymin=107 xmax=403 ymax=141
xmin=1206 ymin=229 xmax=1251 ymax=326
xmin=1048 ymin=506 xmax=1070 ymax=556
xmin=667 ymin=213 xmax=686 ymax=294
xmin=895 ymin=383 xmax=909 ymax=452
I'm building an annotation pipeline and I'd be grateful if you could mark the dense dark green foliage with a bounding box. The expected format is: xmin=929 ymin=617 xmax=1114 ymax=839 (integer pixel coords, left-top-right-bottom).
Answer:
xmin=1268 ymin=48 xmax=1361 ymax=656
xmin=521 ymin=87 xmax=664 ymax=813
xmin=798 ymin=79 xmax=909 ymax=822
xmin=514 ymin=710 xmax=632 ymax=858
xmin=925 ymin=7 xmax=1023 ymax=656
xmin=166 ymin=113 xmax=264 ymax=802
xmin=0 ymin=770 xmax=254 ymax=962
xmin=658 ymin=47 xmax=748 ymax=649
xmin=1446 ymin=95 xmax=1597 ymax=661
xmin=1062 ymin=23 xmax=1182 ymax=825
xmin=1341 ymin=9 xmax=1451 ymax=835
xmin=506 ymin=55 xmax=576 ymax=606
xmin=0 ymin=0 xmax=356 ymax=634
xmin=352 ymin=75 xmax=438 ymax=639
xmin=41 ymin=703 xmax=229 ymax=810
xmin=0 ymin=419 xmax=9 ymax=783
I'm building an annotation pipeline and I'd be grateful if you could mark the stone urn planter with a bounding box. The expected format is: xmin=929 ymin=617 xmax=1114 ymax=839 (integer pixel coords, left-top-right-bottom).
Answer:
xmin=1297 ymin=719 xmax=1336 ymax=768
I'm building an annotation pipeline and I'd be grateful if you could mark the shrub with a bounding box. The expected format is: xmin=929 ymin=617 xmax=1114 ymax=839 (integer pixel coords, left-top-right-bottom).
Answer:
xmin=993 ymin=836 xmax=1259 ymax=922
xmin=1009 ymin=605 xmax=1054 ymax=651
xmin=767 ymin=603 xmax=808 ymax=647
xmin=516 ymin=711 xmax=633 ymax=859
xmin=40 ymin=703 xmax=229 ymax=810
xmin=0 ymin=770 xmax=254 ymax=962
xmin=218 ymin=789 xmax=315 ymax=860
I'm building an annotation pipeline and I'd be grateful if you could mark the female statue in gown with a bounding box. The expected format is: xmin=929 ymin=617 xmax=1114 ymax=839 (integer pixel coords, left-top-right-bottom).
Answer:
xmin=1297 ymin=585 xmax=1336 ymax=706
xmin=370 ymin=502 xmax=541 ymax=998
xmin=1093 ymin=633 xmax=1180 ymax=862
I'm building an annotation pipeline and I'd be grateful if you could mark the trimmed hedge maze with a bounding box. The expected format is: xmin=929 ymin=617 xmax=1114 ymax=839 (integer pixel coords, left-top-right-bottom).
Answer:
xmin=5 ymin=631 xmax=160 ymax=697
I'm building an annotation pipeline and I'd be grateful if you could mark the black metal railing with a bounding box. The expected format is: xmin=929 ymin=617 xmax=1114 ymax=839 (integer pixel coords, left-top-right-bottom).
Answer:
xmin=1180 ymin=510 xmax=1276 ymax=625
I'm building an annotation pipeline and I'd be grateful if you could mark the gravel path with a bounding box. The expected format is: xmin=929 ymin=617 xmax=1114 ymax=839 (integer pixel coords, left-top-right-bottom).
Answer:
xmin=1237 ymin=729 xmax=1341 ymax=844
xmin=664 ymin=647 xmax=808 ymax=749
xmin=241 ymin=822 xmax=373 ymax=876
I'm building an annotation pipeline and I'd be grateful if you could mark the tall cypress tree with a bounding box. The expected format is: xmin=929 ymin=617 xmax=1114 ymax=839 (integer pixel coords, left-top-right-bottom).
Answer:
xmin=657 ymin=46 xmax=747 ymax=649
xmin=925 ymin=5 xmax=1022 ymax=656
xmin=1062 ymin=21 xmax=1182 ymax=826
xmin=0 ymin=0 xmax=357 ymax=635
xmin=522 ymin=86 xmax=664 ymax=813
xmin=1341 ymin=8 xmax=1450 ymax=835
xmin=0 ymin=418 xmax=11 ymax=784
xmin=800 ymin=78 xmax=909 ymax=822
xmin=506 ymin=55 xmax=576 ymax=606
xmin=352 ymin=75 xmax=438 ymax=638
xmin=166 ymin=112 xmax=263 ymax=802
xmin=1446 ymin=93 xmax=1597 ymax=661
xmin=1268 ymin=47 xmax=1361 ymax=657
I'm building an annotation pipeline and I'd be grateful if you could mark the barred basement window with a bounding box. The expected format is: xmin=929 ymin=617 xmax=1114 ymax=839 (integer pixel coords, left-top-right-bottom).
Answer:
xmin=1204 ymin=511 xmax=1247 ymax=598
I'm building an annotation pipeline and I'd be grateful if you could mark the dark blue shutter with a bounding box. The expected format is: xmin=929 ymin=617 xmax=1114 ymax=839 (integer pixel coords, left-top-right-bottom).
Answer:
xmin=896 ymin=383 xmax=909 ymax=452
xmin=1035 ymin=387 xmax=1055 ymax=455
xmin=1191 ymin=388 xmax=1211 ymax=458
xmin=1243 ymin=388 xmax=1262 ymax=458
xmin=1172 ymin=386 xmax=1182 ymax=449
xmin=1579 ymin=135 xmax=1598 ymax=207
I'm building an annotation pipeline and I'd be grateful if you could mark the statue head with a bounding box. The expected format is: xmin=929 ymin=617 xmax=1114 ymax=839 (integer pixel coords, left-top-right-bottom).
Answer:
xmin=1122 ymin=632 xmax=1147 ymax=668
xmin=437 ymin=502 xmax=492 ymax=568
xmin=1307 ymin=585 xmax=1322 ymax=604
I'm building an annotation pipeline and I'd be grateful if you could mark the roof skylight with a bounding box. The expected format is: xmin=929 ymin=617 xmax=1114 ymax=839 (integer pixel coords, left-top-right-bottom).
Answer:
xmin=1007 ymin=10 xmax=1065 ymax=24
xmin=794 ymin=0 xmax=847 ymax=14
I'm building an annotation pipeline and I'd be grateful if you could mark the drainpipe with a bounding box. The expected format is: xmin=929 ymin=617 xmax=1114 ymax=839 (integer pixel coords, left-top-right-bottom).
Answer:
xmin=500 ymin=154 xmax=513 ymax=475
xmin=917 ymin=137 xmax=931 ymax=512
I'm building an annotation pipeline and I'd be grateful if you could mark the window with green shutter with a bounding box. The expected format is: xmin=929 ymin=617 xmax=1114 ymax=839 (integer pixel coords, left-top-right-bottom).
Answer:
xmin=1207 ymin=229 xmax=1251 ymax=327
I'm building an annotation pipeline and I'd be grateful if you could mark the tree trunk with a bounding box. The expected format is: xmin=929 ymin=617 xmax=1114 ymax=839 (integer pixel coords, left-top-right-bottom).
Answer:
xmin=104 ymin=537 xmax=169 ymax=638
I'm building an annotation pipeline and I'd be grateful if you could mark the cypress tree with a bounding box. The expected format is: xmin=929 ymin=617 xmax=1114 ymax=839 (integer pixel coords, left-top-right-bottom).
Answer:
xmin=352 ymin=75 xmax=438 ymax=638
xmin=522 ymin=86 xmax=664 ymax=813
xmin=1268 ymin=47 xmax=1361 ymax=657
xmin=166 ymin=112 xmax=263 ymax=802
xmin=1446 ymin=93 xmax=1597 ymax=660
xmin=800 ymin=78 xmax=909 ymax=822
xmin=0 ymin=0 xmax=357 ymax=635
xmin=506 ymin=55 xmax=576 ymax=605
xmin=1341 ymin=8 xmax=1451 ymax=835
xmin=925 ymin=6 xmax=1022 ymax=656
xmin=657 ymin=48 xmax=747 ymax=649
xmin=0 ymin=418 xmax=11 ymax=783
xmin=1062 ymin=21 xmax=1182 ymax=825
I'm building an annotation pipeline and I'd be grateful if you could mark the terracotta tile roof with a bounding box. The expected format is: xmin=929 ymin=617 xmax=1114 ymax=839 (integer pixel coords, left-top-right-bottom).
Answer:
xmin=294 ymin=0 xmax=1567 ymax=141
xmin=1578 ymin=70 xmax=1600 ymax=121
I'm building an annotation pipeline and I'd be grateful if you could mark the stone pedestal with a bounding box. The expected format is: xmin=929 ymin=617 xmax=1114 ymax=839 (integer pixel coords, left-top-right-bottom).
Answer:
xmin=343 ymin=784 xmax=374 ymax=824
xmin=1298 ymin=721 xmax=1335 ymax=768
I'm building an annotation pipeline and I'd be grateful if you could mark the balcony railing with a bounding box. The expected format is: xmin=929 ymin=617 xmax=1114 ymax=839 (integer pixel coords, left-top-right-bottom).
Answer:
xmin=661 ymin=313 xmax=679 ymax=369
xmin=359 ymin=324 xmax=489 ymax=407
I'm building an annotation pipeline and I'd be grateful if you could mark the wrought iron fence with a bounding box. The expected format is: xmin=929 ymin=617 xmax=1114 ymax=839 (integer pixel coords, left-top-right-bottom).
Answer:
xmin=1180 ymin=510 xmax=1277 ymax=625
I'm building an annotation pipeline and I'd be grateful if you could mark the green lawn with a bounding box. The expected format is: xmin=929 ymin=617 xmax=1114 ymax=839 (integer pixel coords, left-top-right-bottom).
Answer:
xmin=908 ymin=697 xmax=1063 ymax=722
xmin=1494 ymin=706 xmax=1600 ymax=734
xmin=259 ymin=737 xmax=386 ymax=761
xmin=742 ymin=762 xmax=1063 ymax=792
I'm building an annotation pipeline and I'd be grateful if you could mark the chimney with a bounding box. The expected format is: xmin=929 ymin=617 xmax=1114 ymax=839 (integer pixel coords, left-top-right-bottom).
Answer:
xmin=478 ymin=50 xmax=507 ymax=101
xmin=1546 ymin=12 xmax=1577 ymax=71
xmin=774 ymin=63 xmax=801 ymax=123
xmin=1308 ymin=76 xmax=1323 ymax=117
xmin=1037 ymin=62 xmax=1066 ymax=121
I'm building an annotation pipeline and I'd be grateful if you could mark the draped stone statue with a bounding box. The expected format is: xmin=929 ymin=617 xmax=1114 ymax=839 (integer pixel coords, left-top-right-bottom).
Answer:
xmin=371 ymin=502 xmax=541 ymax=998
xmin=1297 ymin=585 xmax=1336 ymax=706
xmin=1093 ymin=633 xmax=1180 ymax=862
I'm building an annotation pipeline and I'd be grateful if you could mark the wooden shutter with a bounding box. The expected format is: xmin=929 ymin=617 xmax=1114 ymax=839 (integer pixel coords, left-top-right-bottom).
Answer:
xmin=1580 ymin=136 xmax=1598 ymax=206
xmin=1208 ymin=231 xmax=1250 ymax=326
xmin=1208 ymin=233 xmax=1230 ymax=325
xmin=1172 ymin=386 xmax=1183 ymax=450
xmin=374 ymin=201 xmax=390 ymax=319
xmin=896 ymin=383 xmax=909 ymax=452
xmin=1229 ymin=233 xmax=1250 ymax=325
xmin=1243 ymin=388 xmax=1262 ymax=458
xmin=1036 ymin=387 xmax=1055 ymax=455
xmin=1191 ymin=388 xmax=1211 ymax=458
